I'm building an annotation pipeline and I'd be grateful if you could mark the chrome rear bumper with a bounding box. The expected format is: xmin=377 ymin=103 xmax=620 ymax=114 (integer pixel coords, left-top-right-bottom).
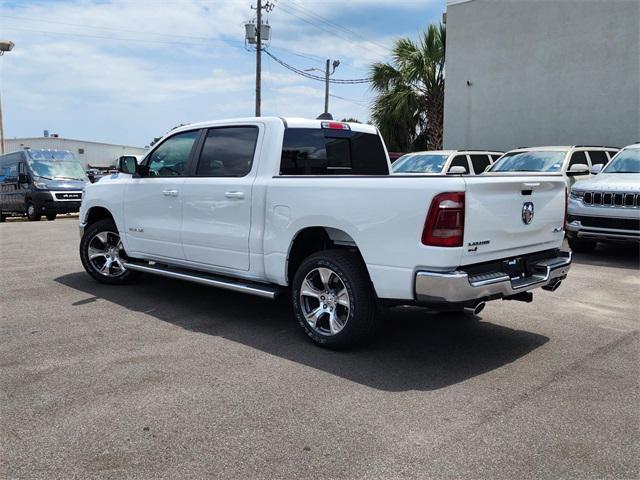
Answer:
xmin=415 ymin=251 xmax=572 ymax=304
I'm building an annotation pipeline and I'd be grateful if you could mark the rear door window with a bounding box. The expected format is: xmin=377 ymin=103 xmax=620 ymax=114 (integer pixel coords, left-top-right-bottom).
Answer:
xmin=469 ymin=154 xmax=491 ymax=174
xmin=280 ymin=128 xmax=388 ymax=175
xmin=195 ymin=126 xmax=259 ymax=177
xmin=448 ymin=155 xmax=470 ymax=173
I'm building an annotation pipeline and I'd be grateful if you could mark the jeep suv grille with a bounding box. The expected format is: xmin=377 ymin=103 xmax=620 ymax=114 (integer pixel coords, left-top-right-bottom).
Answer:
xmin=583 ymin=191 xmax=638 ymax=207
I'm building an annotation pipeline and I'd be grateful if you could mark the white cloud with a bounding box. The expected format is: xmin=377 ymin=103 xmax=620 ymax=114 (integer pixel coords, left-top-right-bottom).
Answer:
xmin=0 ymin=0 xmax=441 ymax=144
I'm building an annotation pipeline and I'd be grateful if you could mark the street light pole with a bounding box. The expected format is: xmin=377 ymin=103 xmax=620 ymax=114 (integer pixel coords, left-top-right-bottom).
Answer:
xmin=324 ymin=59 xmax=330 ymax=115
xmin=0 ymin=40 xmax=15 ymax=155
xmin=306 ymin=59 xmax=340 ymax=117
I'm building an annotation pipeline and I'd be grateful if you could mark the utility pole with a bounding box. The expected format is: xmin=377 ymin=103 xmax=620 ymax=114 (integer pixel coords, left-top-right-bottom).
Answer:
xmin=255 ymin=0 xmax=262 ymax=117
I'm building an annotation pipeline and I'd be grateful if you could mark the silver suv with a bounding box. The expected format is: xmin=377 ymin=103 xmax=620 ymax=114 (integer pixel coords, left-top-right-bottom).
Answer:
xmin=567 ymin=143 xmax=640 ymax=252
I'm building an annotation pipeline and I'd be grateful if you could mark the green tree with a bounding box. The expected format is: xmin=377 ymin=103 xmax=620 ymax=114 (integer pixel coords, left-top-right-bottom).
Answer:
xmin=370 ymin=23 xmax=446 ymax=152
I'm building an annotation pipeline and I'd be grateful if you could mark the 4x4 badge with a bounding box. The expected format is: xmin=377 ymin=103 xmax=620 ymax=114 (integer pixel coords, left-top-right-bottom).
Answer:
xmin=522 ymin=202 xmax=534 ymax=225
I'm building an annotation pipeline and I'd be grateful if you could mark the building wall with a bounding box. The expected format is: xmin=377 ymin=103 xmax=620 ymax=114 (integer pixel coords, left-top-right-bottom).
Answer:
xmin=443 ymin=0 xmax=640 ymax=151
xmin=5 ymin=137 xmax=148 ymax=169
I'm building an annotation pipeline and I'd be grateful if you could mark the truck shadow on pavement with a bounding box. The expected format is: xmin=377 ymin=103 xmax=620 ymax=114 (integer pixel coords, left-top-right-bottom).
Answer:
xmin=56 ymin=272 xmax=549 ymax=392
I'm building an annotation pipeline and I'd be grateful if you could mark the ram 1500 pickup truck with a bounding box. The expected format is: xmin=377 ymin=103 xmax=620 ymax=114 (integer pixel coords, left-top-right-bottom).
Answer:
xmin=79 ymin=117 xmax=571 ymax=348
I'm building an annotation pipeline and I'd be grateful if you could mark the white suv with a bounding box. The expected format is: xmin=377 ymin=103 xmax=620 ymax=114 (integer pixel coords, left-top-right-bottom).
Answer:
xmin=489 ymin=146 xmax=619 ymax=185
xmin=392 ymin=150 xmax=503 ymax=175
xmin=567 ymin=143 xmax=640 ymax=251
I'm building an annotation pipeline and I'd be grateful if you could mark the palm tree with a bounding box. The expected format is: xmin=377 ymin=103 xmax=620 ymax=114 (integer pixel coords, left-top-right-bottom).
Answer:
xmin=370 ymin=23 xmax=446 ymax=152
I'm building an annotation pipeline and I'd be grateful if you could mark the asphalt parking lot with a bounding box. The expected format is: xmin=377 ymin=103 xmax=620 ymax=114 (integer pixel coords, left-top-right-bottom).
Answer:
xmin=1 ymin=217 xmax=638 ymax=479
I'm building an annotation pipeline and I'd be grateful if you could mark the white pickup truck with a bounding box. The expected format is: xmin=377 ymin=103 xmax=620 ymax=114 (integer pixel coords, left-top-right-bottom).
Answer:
xmin=79 ymin=117 xmax=571 ymax=348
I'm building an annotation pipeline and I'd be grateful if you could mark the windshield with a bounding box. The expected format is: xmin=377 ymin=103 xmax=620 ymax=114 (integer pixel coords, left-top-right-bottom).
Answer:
xmin=27 ymin=159 xmax=87 ymax=181
xmin=490 ymin=151 xmax=566 ymax=172
xmin=392 ymin=153 xmax=449 ymax=173
xmin=603 ymin=148 xmax=640 ymax=173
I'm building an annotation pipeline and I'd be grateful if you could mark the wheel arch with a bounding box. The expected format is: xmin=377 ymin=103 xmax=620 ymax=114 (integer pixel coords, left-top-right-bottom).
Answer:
xmin=286 ymin=226 xmax=365 ymax=286
xmin=84 ymin=206 xmax=115 ymax=227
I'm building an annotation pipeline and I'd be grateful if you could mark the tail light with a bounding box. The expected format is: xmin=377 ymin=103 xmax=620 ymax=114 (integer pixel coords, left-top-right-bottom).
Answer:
xmin=564 ymin=187 xmax=568 ymax=227
xmin=422 ymin=192 xmax=465 ymax=247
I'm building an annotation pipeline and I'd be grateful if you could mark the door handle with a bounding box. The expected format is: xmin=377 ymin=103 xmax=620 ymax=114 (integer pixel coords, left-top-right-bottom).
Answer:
xmin=162 ymin=189 xmax=179 ymax=197
xmin=225 ymin=191 xmax=245 ymax=199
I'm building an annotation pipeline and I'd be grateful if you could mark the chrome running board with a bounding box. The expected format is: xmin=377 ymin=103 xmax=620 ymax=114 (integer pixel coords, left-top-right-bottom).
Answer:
xmin=122 ymin=261 xmax=280 ymax=300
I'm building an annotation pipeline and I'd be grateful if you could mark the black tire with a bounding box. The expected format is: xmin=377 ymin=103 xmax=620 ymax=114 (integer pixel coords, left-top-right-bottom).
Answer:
xmin=79 ymin=219 xmax=138 ymax=285
xmin=568 ymin=236 xmax=597 ymax=253
xmin=291 ymin=249 xmax=379 ymax=349
xmin=46 ymin=213 xmax=57 ymax=221
xmin=26 ymin=202 xmax=41 ymax=221
xmin=0 ymin=212 xmax=6 ymax=223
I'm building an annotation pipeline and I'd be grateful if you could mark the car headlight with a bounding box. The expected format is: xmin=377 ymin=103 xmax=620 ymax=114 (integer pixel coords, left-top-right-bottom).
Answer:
xmin=569 ymin=190 xmax=584 ymax=199
xmin=33 ymin=181 xmax=48 ymax=189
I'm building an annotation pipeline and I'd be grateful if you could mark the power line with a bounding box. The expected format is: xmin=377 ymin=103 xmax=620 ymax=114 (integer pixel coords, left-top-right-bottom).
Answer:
xmin=264 ymin=49 xmax=370 ymax=84
xmin=0 ymin=14 xmax=245 ymax=44
xmin=280 ymin=0 xmax=389 ymax=54
xmin=329 ymin=94 xmax=369 ymax=106
xmin=274 ymin=3 xmax=384 ymax=57
xmin=1 ymin=25 xmax=244 ymax=49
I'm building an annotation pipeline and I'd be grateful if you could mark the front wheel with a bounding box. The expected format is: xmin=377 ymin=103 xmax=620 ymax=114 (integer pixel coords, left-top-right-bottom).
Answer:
xmin=568 ymin=236 xmax=597 ymax=253
xmin=46 ymin=213 xmax=57 ymax=221
xmin=79 ymin=219 xmax=138 ymax=285
xmin=291 ymin=250 xmax=379 ymax=349
xmin=26 ymin=202 xmax=41 ymax=221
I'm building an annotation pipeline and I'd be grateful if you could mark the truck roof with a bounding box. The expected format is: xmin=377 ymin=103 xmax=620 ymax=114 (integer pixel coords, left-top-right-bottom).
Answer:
xmin=172 ymin=117 xmax=378 ymax=135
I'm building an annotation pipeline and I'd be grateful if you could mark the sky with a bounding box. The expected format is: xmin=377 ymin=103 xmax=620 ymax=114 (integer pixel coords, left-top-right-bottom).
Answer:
xmin=0 ymin=0 xmax=445 ymax=147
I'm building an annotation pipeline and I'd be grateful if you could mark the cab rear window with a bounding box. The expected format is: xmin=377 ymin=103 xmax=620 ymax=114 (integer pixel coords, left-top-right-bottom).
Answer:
xmin=280 ymin=128 xmax=388 ymax=175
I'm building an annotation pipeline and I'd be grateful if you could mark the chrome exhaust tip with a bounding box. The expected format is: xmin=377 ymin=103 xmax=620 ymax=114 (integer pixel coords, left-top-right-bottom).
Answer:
xmin=464 ymin=301 xmax=486 ymax=316
xmin=542 ymin=280 xmax=562 ymax=292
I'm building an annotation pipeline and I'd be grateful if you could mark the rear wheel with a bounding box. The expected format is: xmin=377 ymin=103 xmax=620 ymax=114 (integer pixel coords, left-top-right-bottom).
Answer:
xmin=0 ymin=212 xmax=6 ymax=223
xmin=46 ymin=213 xmax=57 ymax=221
xmin=291 ymin=250 xmax=379 ymax=349
xmin=568 ymin=236 xmax=597 ymax=253
xmin=80 ymin=219 xmax=138 ymax=285
xmin=26 ymin=202 xmax=41 ymax=221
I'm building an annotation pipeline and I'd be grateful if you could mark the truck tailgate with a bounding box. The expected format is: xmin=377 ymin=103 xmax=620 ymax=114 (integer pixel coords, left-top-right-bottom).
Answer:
xmin=461 ymin=175 xmax=566 ymax=264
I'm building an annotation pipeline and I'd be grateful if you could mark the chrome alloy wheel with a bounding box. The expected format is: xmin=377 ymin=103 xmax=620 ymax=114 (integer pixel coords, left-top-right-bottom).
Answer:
xmin=299 ymin=267 xmax=351 ymax=335
xmin=87 ymin=231 xmax=127 ymax=277
xmin=27 ymin=204 xmax=36 ymax=217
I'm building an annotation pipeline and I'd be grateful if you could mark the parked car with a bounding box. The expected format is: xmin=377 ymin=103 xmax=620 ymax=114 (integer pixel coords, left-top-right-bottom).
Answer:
xmin=0 ymin=149 xmax=89 ymax=222
xmin=488 ymin=146 xmax=619 ymax=185
xmin=392 ymin=150 xmax=503 ymax=175
xmin=78 ymin=117 xmax=571 ymax=348
xmin=566 ymin=143 xmax=639 ymax=252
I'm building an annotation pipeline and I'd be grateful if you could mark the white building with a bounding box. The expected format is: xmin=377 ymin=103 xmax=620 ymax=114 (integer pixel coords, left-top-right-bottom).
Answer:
xmin=443 ymin=0 xmax=640 ymax=151
xmin=4 ymin=136 xmax=148 ymax=169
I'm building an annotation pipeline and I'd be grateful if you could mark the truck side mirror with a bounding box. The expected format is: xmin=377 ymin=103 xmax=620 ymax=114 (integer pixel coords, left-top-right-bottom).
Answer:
xmin=590 ymin=164 xmax=603 ymax=175
xmin=118 ymin=156 xmax=137 ymax=175
xmin=567 ymin=163 xmax=589 ymax=176
xmin=18 ymin=173 xmax=29 ymax=184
